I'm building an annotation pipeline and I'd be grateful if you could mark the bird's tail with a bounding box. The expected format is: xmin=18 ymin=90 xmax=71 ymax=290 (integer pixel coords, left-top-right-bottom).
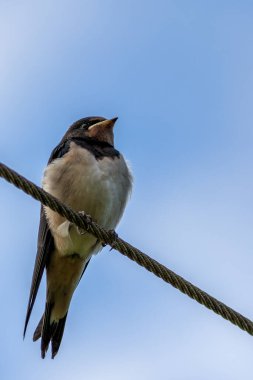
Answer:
xmin=33 ymin=302 xmax=68 ymax=359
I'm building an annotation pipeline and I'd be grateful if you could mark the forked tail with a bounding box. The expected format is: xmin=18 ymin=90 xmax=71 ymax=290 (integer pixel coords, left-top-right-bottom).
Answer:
xmin=33 ymin=302 xmax=68 ymax=359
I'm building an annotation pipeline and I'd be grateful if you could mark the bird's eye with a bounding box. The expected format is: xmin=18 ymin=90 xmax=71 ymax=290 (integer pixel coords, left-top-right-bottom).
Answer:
xmin=80 ymin=123 xmax=87 ymax=129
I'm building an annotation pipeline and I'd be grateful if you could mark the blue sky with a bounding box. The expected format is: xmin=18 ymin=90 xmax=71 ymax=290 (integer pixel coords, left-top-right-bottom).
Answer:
xmin=0 ymin=0 xmax=253 ymax=379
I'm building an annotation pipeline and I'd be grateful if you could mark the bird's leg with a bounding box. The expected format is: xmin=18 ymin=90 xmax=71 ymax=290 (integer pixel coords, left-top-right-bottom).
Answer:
xmin=98 ymin=229 xmax=118 ymax=250
xmin=75 ymin=211 xmax=93 ymax=235
xmin=58 ymin=211 xmax=92 ymax=236
xmin=109 ymin=230 xmax=119 ymax=251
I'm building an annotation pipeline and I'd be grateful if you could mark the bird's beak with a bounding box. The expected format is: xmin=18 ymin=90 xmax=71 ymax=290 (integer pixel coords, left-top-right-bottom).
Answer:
xmin=87 ymin=117 xmax=118 ymax=145
xmin=88 ymin=117 xmax=118 ymax=131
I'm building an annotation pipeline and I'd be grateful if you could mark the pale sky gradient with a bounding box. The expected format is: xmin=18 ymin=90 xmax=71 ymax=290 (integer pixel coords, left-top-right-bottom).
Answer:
xmin=0 ymin=1 xmax=253 ymax=379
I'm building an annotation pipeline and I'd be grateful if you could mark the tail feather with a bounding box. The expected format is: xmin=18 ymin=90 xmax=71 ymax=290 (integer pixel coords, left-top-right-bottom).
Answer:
xmin=34 ymin=302 xmax=68 ymax=359
xmin=41 ymin=302 xmax=53 ymax=358
xmin=51 ymin=315 xmax=68 ymax=359
xmin=33 ymin=315 xmax=43 ymax=341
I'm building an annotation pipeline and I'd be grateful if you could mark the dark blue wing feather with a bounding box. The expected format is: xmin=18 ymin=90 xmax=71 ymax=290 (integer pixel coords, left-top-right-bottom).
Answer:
xmin=23 ymin=139 xmax=71 ymax=337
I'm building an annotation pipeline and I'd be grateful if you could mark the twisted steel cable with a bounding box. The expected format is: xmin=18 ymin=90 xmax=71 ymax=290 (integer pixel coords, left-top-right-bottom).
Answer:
xmin=0 ymin=161 xmax=253 ymax=336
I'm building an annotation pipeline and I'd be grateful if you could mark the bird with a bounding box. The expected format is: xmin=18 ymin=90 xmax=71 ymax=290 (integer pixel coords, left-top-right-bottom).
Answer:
xmin=23 ymin=116 xmax=132 ymax=359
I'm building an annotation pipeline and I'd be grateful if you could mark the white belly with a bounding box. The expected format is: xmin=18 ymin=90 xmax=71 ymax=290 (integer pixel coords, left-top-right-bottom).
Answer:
xmin=42 ymin=142 xmax=132 ymax=258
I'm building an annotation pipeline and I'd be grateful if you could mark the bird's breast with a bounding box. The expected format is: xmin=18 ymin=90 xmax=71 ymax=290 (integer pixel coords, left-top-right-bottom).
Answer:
xmin=43 ymin=142 xmax=132 ymax=246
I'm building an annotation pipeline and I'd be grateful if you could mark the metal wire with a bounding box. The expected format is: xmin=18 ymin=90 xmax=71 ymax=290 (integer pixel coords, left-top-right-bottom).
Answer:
xmin=1 ymin=161 xmax=253 ymax=336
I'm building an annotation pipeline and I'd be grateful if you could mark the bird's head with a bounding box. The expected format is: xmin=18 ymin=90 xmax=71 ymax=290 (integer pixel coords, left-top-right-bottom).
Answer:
xmin=63 ymin=116 xmax=118 ymax=146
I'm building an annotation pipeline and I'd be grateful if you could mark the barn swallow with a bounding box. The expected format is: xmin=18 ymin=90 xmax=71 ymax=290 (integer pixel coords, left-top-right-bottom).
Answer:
xmin=24 ymin=116 xmax=132 ymax=359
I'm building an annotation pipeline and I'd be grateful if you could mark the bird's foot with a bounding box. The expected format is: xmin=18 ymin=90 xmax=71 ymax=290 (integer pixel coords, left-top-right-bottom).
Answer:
xmin=109 ymin=230 xmax=118 ymax=251
xmin=76 ymin=211 xmax=93 ymax=235
xmin=96 ymin=230 xmax=118 ymax=249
